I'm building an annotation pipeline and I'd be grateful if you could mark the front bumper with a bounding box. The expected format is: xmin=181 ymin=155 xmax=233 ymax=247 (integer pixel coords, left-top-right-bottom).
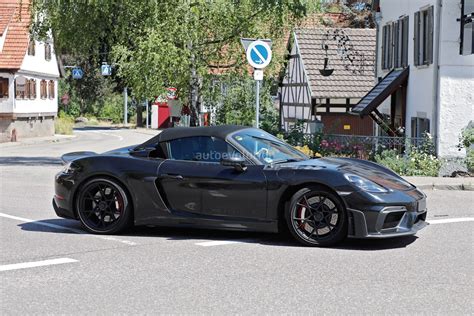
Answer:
xmin=347 ymin=202 xmax=428 ymax=239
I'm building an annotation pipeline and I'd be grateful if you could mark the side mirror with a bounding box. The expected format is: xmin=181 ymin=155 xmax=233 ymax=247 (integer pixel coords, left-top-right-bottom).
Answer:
xmin=220 ymin=156 xmax=247 ymax=172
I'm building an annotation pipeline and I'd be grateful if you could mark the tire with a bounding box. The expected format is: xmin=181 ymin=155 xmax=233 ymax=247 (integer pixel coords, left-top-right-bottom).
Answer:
xmin=285 ymin=186 xmax=347 ymax=247
xmin=76 ymin=177 xmax=132 ymax=234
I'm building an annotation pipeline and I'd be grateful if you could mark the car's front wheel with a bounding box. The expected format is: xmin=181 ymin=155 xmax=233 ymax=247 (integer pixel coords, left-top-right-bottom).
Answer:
xmin=76 ymin=177 xmax=132 ymax=234
xmin=285 ymin=186 xmax=347 ymax=247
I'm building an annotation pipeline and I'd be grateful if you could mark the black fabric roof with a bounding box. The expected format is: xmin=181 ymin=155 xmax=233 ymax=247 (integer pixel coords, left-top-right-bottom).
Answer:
xmin=351 ymin=67 xmax=409 ymax=116
xmin=141 ymin=125 xmax=251 ymax=147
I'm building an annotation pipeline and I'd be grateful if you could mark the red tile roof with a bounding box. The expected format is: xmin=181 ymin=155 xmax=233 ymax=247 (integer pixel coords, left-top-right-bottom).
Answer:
xmin=0 ymin=0 xmax=31 ymax=70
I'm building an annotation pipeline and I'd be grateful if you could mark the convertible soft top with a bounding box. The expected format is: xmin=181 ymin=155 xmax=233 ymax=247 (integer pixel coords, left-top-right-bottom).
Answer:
xmin=142 ymin=125 xmax=250 ymax=146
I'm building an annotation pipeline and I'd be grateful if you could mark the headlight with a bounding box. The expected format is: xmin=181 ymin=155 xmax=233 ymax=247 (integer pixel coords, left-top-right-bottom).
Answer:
xmin=62 ymin=161 xmax=79 ymax=174
xmin=344 ymin=173 xmax=388 ymax=193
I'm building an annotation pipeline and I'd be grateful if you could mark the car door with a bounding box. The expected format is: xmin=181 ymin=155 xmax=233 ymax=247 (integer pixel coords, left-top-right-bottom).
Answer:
xmin=156 ymin=136 xmax=268 ymax=219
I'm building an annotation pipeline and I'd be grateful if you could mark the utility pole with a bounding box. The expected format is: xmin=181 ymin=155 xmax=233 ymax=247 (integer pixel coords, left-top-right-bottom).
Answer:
xmin=123 ymin=87 xmax=128 ymax=125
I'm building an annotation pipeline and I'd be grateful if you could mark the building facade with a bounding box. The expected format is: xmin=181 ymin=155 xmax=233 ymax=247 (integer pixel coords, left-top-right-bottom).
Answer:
xmin=353 ymin=0 xmax=474 ymax=158
xmin=0 ymin=0 xmax=59 ymax=142
xmin=279 ymin=27 xmax=376 ymax=135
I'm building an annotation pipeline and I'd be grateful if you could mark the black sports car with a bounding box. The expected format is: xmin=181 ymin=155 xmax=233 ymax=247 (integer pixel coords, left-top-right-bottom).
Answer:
xmin=53 ymin=125 xmax=427 ymax=246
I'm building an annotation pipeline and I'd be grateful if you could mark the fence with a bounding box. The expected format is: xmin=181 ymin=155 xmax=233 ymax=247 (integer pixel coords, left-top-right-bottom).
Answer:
xmin=300 ymin=133 xmax=432 ymax=159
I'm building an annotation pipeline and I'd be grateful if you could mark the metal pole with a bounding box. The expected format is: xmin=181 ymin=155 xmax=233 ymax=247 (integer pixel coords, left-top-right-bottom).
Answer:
xmin=255 ymin=80 xmax=260 ymax=128
xmin=123 ymin=87 xmax=128 ymax=125
xmin=145 ymin=100 xmax=149 ymax=129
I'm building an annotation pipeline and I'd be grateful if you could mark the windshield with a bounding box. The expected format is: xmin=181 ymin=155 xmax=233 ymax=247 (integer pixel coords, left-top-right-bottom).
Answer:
xmin=231 ymin=129 xmax=309 ymax=164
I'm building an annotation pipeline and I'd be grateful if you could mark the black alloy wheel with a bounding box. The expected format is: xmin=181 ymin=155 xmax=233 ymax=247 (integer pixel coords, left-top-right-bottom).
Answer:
xmin=77 ymin=178 xmax=132 ymax=234
xmin=286 ymin=187 xmax=347 ymax=246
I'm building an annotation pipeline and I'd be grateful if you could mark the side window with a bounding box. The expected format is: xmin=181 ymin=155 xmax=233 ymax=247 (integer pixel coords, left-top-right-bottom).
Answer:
xmin=167 ymin=136 xmax=239 ymax=162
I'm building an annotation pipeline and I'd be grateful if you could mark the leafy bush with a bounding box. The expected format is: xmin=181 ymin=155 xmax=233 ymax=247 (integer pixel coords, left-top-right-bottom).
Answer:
xmin=98 ymin=94 xmax=124 ymax=123
xmin=457 ymin=123 xmax=474 ymax=173
xmin=375 ymin=133 xmax=441 ymax=176
xmin=294 ymin=145 xmax=321 ymax=158
xmin=55 ymin=112 xmax=74 ymax=135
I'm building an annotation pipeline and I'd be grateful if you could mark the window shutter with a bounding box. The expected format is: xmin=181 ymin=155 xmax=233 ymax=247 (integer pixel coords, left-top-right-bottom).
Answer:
xmin=402 ymin=16 xmax=409 ymax=67
xmin=393 ymin=21 xmax=399 ymax=68
xmin=388 ymin=23 xmax=393 ymax=69
xmin=427 ymin=6 xmax=434 ymax=64
xmin=382 ymin=25 xmax=386 ymax=69
xmin=414 ymin=11 xmax=420 ymax=66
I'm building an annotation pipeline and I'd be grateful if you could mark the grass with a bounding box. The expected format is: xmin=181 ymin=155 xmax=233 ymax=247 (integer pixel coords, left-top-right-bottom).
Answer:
xmin=55 ymin=115 xmax=74 ymax=135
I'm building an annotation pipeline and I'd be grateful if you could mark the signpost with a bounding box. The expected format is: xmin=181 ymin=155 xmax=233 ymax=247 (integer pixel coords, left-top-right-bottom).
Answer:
xmin=242 ymin=39 xmax=272 ymax=128
xmin=72 ymin=67 xmax=83 ymax=79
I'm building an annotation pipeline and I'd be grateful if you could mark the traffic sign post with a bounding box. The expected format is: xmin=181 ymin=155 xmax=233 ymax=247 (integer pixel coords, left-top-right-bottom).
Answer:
xmin=243 ymin=39 xmax=272 ymax=128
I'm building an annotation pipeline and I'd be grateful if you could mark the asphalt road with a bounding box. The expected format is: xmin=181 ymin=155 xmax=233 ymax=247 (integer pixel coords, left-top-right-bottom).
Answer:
xmin=1 ymin=128 xmax=473 ymax=314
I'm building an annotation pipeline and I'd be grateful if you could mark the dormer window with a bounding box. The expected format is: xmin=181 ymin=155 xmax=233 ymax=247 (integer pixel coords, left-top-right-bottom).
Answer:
xmin=45 ymin=43 xmax=51 ymax=61
xmin=28 ymin=39 xmax=35 ymax=56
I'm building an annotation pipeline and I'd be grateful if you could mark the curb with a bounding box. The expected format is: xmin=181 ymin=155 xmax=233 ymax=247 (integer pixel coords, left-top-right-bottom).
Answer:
xmin=416 ymin=184 xmax=474 ymax=191
xmin=0 ymin=134 xmax=76 ymax=148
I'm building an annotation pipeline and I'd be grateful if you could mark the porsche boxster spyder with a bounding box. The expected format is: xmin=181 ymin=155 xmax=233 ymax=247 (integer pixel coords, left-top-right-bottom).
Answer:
xmin=53 ymin=125 xmax=427 ymax=246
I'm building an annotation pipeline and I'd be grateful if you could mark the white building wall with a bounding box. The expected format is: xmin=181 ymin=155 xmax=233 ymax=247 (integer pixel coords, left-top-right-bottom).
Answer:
xmin=436 ymin=0 xmax=474 ymax=157
xmin=20 ymin=40 xmax=60 ymax=78
xmin=377 ymin=0 xmax=438 ymax=134
xmin=377 ymin=0 xmax=474 ymax=158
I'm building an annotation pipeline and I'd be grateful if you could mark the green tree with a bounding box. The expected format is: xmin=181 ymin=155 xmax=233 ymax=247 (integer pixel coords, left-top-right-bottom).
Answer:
xmin=32 ymin=0 xmax=315 ymax=124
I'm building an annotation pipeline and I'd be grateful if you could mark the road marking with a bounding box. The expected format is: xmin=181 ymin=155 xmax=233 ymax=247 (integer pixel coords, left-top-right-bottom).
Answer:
xmin=195 ymin=240 xmax=246 ymax=247
xmin=0 ymin=258 xmax=77 ymax=272
xmin=427 ymin=217 xmax=474 ymax=225
xmin=0 ymin=212 xmax=137 ymax=246
xmin=75 ymin=130 xmax=124 ymax=141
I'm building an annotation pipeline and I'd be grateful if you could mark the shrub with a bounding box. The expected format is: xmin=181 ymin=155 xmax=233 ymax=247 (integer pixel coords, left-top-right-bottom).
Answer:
xmin=457 ymin=123 xmax=474 ymax=173
xmin=375 ymin=133 xmax=441 ymax=176
xmin=294 ymin=145 xmax=321 ymax=158
xmin=55 ymin=112 xmax=74 ymax=135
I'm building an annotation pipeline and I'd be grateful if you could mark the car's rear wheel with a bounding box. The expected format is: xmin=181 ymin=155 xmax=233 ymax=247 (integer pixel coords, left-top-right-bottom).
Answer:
xmin=76 ymin=178 xmax=132 ymax=234
xmin=285 ymin=187 xmax=347 ymax=247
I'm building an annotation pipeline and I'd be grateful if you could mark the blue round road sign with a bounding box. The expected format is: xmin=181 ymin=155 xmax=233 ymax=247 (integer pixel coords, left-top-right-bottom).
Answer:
xmin=246 ymin=40 xmax=272 ymax=69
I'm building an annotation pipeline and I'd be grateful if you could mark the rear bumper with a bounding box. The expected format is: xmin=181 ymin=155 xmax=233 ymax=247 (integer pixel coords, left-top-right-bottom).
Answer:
xmin=347 ymin=206 xmax=428 ymax=239
xmin=52 ymin=197 xmax=75 ymax=219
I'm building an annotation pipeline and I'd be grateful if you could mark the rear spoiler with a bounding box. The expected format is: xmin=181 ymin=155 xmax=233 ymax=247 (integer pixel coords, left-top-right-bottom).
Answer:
xmin=61 ymin=151 xmax=97 ymax=164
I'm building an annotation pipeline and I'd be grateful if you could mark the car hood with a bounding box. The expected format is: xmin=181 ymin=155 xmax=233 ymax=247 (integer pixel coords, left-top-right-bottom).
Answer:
xmin=278 ymin=157 xmax=414 ymax=191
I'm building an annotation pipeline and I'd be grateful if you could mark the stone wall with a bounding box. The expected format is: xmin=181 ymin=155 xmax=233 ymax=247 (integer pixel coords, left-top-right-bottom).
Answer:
xmin=0 ymin=115 xmax=55 ymax=142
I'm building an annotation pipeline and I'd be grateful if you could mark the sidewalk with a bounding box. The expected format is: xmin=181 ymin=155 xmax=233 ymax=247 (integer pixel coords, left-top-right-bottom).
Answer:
xmin=0 ymin=134 xmax=76 ymax=149
xmin=404 ymin=176 xmax=474 ymax=191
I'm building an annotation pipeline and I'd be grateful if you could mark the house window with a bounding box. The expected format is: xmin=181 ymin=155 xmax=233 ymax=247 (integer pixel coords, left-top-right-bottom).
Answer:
xmin=381 ymin=23 xmax=393 ymax=70
xmin=40 ymin=80 xmax=47 ymax=99
xmin=411 ymin=117 xmax=430 ymax=138
xmin=45 ymin=43 xmax=52 ymax=61
xmin=28 ymin=79 xmax=36 ymax=99
xmin=394 ymin=16 xmax=409 ymax=68
xmin=414 ymin=6 xmax=434 ymax=66
xmin=15 ymin=79 xmax=26 ymax=99
xmin=48 ymin=80 xmax=55 ymax=99
xmin=28 ymin=39 xmax=35 ymax=56
xmin=0 ymin=78 xmax=8 ymax=98
xmin=459 ymin=0 xmax=474 ymax=55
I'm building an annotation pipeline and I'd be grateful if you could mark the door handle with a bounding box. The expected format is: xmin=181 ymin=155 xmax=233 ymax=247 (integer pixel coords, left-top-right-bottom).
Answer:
xmin=161 ymin=174 xmax=184 ymax=180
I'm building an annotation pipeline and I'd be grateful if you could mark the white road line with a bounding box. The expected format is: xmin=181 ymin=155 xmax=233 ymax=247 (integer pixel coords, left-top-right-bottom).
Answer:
xmin=427 ymin=217 xmax=474 ymax=225
xmin=0 ymin=258 xmax=77 ymax=272
xmin=0 ymin=212 xmax=137 ymax=246
xmin=195 ymin=240 xmax=246 ymax=247
xmin=74 ymin=130 xmax=124 ymax=141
